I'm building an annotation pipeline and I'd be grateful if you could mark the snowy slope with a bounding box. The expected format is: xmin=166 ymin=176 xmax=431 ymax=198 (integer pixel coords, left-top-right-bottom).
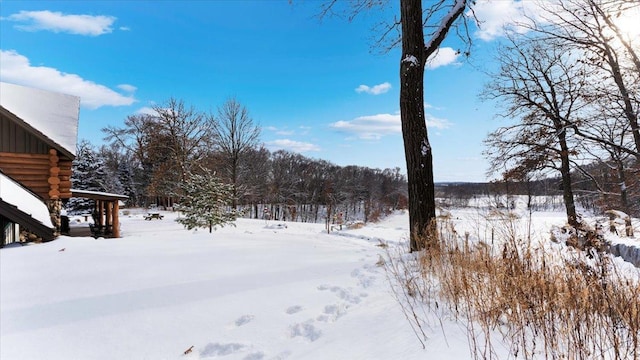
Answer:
xmin=2 ymin=209 xmax=637 ymax=360
xmin=1 ymin=212 xmax=475 ymax=360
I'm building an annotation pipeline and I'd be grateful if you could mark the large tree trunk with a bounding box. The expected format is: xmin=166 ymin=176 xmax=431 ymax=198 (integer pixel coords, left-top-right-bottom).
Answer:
xmin=558 ymin=132 xmax=578 ymax=227
xmin=231 ymin=156 xmax=238 ymax=209
xmin=400 ymin=0 xmax=436 ymax=252
xmin=615 ymin=159 xmax=632 ymax=218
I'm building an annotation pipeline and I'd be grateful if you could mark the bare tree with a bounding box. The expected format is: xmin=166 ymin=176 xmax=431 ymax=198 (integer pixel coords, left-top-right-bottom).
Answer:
xmin=103 ymin=114 xmax=161 ymax=206
xmin=576 ymin=111 xmax=639 ymax=217
xmin=212 ymin=97 xmax=261 ymax=209
xmin=320 ymin=0 xmax=471 ymax=251
xmin=152 ymin=98 xmax=213 ymax=181
xmin=399 ymin=0 xmax=468 ymax=250
xmin=526 ymin=0 xmax=640 ymax=158
xmin=103 ymin=99 xmax=213 ymax=207
xmin=483 ymin=35 xmax=585 ymax=227
xmin=237 ymin=146 xmax=271 ymax=218
xmin=506 ymin=0 xmax=640 ymax=220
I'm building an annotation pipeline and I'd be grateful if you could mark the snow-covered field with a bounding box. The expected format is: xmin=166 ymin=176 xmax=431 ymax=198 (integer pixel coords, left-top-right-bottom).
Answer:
xmin=1 ymin=209 xmax=638 ymax=360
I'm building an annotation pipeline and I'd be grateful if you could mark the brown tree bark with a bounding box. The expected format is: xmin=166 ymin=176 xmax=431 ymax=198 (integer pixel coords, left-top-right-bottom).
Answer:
xmin=400 ymin=0 xmax=466 ymax=251
xmin=557 ymin=131 xmax=579 ymax=227
xmin=317 ymin=0 xmax=468 ymax=252
xmin=400 ymin=0 xmax=435 ymax=251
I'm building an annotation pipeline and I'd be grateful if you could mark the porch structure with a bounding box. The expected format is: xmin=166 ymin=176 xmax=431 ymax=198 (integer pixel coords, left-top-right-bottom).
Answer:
xmin=71 ymin=189 xmax=128 ymax=238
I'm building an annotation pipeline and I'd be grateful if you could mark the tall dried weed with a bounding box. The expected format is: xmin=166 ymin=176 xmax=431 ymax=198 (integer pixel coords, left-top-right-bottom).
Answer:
xmin=386 ymin=216 xmax=640 ymax=359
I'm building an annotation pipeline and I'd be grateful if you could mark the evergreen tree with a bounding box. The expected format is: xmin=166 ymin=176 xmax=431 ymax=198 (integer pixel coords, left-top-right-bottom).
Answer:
xmin=117 ymin=161 xmax=137 ymax=206
xmin=175 ymin=170 xmax=240 ymax=233
xmin=66 ymin=140 xmax=108 ymax=215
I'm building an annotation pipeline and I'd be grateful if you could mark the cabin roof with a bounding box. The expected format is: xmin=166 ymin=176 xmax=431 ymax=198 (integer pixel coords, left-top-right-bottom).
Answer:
xmin=0 ymin=171 xmax=54 ymax=229
xmin=0 ymin=82 xmax=80 ymax=158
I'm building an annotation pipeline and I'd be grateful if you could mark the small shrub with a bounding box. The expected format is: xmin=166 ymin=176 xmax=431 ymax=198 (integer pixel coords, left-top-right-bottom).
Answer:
xmin=346 ymin=221 xmax=365 ymax=230
xmin=368 ymin=208 xmax=383 ymax=223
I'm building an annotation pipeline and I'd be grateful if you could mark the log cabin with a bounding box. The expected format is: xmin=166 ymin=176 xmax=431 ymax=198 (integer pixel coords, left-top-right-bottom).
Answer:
xmin=1 ymin=82 xmax=126 ymax=247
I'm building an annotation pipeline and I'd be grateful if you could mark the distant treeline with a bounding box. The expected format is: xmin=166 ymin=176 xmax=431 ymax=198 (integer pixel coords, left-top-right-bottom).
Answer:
xmin=436 ymin=160 xmax=639 ymax=217
xmin=68 ymin=98 xmax=408 ymax=223
xmin=67 ymin=97 xmax=637 ymax=221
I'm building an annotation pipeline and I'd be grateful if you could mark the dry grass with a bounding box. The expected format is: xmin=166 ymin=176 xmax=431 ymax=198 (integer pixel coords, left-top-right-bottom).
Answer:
xmin=386 ymin=217 xmax=640 ymax=359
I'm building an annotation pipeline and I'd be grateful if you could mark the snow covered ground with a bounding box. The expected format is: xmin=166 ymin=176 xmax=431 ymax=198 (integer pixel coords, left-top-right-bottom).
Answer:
xmin=1 ymin=209 xmax=638 ymax=359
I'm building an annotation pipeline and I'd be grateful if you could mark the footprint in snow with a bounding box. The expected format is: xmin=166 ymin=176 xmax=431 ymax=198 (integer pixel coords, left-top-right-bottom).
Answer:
xmin=288 ymin=320 xmax=322 ymax=342
xmin=316 ymin=303 xmax=347 ymax=323
xmin=235 ymin=314 xmax=255 ymax=326
xmin=200 ymin=342 xmax=246 ymax=357
xmin=285 ymin=305 xmax=303 ymax=315
xmin=320 ymin=285 xmax=361 ymax=304
xmin=351 ymin=268 xmax=376 ymax=288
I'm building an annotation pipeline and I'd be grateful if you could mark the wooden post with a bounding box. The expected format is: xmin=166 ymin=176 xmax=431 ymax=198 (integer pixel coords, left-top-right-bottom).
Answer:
xmin=113 ymin=200 xmax=120 ymax=238
xmin=48 ymin=149 xmax=59 ymax=200
xmin=47 ymin=148 xmax=61 ymax=235
xmin=105 ymin=201 xmax=112 ymax=235
xmin=98 ymin=200 xmax=105 ymax=228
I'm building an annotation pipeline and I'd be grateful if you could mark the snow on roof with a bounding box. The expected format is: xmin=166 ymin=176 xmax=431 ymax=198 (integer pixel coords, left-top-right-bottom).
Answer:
xmin=0 ymin=82 xmax=80 ymax=157
xmin=0 ymin=172 xmax=53 ymax=228
xmin=71 ymin=189 xmax=129 ymax=200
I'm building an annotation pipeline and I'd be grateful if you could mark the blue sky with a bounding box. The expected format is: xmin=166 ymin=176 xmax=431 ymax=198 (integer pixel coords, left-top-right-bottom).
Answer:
xmin=1 ymin=0 xmax=535 ymax=182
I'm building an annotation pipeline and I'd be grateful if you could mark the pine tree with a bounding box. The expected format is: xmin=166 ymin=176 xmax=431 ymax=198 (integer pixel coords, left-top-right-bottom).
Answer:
xmin=66 ymin=141 xmax=108 ymax=215
xmin=117 ymin=161 xmax=137 ymax=206
xmin=175 ymin=170 xmax=239 ymax=233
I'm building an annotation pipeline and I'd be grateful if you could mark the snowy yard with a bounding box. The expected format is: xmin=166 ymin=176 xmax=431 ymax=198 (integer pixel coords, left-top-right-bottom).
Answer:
xmin=1 ymin=209 xmax=638 ymax=359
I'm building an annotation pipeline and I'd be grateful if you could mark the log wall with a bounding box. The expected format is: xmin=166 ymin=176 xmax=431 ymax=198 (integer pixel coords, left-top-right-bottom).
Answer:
xmin=0 ymin=149 xmax=73 ymax=200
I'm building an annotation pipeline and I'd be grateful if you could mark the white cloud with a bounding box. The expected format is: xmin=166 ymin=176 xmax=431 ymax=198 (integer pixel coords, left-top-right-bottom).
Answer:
xmin=7 ymin=10 xmax=116 ymax=36
xmin=136 ymin=106 xmax=158 ymax=116
xmin=331 ymin=111 xmax=452 ymax=140
xmin=118 ymin=84 xmax=137 ymax=93
xmin=355 ymin=82 xmax=391 ymax=95
xmin=469 ymin=0 xmax=541 ymax=41
xmin=331 ymin=113 xmax=400 ymax=140
xmin=472 ymin=1 xmax=640 ymax=42
xmin=265 ymin=125 xmax=294 ymax=136
xmin=0 ymin=49 xmax=136 ymax=109
xmin=425 ymin=114 xmax=453 ymax=129
xmin=266 ymin=139 xmax=320 ymax=153
xmin=472 ymin=0 xmax=640 ymax=42
xmin=298 ymin=125 xmax=311 ymax=135
xmin=426 ymin=47 xmax=460 ymax=70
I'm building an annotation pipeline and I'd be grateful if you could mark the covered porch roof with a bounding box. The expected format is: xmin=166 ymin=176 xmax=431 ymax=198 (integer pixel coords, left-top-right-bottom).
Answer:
xmin=71 ymin=189 xmax=129 ymax=202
